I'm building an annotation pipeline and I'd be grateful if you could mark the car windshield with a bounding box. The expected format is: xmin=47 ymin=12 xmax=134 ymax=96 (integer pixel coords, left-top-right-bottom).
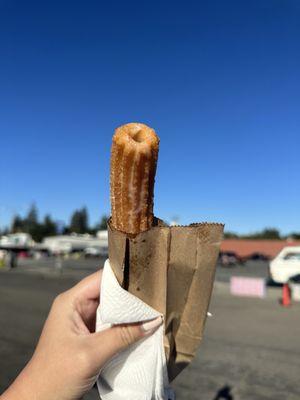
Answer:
xmin=283 ymin=252 xmax=300 ymax=261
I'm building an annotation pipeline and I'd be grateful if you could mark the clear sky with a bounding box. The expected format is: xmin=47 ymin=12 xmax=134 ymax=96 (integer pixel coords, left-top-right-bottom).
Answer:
xmin=0 ymin=0 xmax=299 ymax=234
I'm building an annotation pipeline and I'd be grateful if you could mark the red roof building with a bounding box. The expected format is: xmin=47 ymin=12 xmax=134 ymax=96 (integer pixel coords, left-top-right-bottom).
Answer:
xmin=220 ymin=239 xmax=300 ymax=259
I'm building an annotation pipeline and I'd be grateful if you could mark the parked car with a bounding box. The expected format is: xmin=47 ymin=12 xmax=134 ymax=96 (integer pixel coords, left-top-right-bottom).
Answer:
xmin=249 ymin=252 xmax=269 ymax=261
xmin=219 ymin=251 xmax=244 ymax=267
xmin=269 ymin=246 xmax=300 ymax=283
xmin=84 ymin=247 xmax=108 ymax=258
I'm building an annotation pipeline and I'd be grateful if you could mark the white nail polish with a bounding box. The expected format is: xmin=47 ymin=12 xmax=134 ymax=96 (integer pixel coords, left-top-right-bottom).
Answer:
xmin=142 ymin=316 xmax=163 ymax=332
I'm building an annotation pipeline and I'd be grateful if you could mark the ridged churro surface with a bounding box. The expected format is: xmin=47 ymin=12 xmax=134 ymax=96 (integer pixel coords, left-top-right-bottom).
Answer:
xmin=110 ymin=123 xmax=159 ymax=235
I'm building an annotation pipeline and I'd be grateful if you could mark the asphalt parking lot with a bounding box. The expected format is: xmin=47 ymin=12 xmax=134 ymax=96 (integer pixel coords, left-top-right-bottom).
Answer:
xmin=0 ymin=261 xmax=300 ymax=399
xmin=215 ymin=260 xmax=270 ymax=283
xmin=5 ymin=257 xmax=271 ymax=283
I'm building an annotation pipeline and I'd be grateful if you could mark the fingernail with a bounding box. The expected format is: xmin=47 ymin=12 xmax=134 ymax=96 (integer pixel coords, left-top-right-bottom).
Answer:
xmin=142 ymin=316 xmax=163 ymax=332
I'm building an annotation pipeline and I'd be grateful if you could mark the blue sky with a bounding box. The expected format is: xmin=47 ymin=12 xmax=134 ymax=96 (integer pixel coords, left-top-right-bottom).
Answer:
xmin=0 ymin=0 xmax=299 ymax=234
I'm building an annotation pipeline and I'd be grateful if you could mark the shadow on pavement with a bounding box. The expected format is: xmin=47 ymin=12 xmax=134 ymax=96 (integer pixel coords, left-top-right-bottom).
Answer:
xmin=213 ymin=385 xmax=234 ymax=400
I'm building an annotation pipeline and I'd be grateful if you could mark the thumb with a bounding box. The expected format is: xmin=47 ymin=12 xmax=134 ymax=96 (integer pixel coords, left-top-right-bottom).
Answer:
xmin=89 ymin=316 xmax=163 ymax=367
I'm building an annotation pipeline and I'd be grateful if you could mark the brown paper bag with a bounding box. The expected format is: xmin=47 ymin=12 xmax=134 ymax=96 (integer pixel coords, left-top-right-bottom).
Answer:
xmin=107 ymin=217 xmax=224 ymax=382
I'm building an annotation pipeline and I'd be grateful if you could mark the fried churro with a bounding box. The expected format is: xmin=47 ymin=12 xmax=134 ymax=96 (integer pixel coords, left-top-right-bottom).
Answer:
xmin=110 ymin=122 xmax=159 ymax=235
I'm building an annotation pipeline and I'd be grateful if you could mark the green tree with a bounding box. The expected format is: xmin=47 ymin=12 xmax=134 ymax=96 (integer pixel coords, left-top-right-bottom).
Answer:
xmin=69 ymin=207 xmax=89 ymax=233
xmin=8 ymin=206 xmax=60 ymax=242
xmin=243 ymin=228 xmax=281 ymax=240
xmin=223 ymin=231 xmax=239 ymax=239
xmin=99 ymin=215 xmax=108 ymax=230
xmin=42 ymin=215 xmax=57 ymax=237
xmin=30 ymin=224 xmax=45 ymax=242
xmin=11 ymin=215 xmax=24 ymax=233
xmin=26 ymin=204 xmax=38 ymax=227
xmin=91 ymin=215 xmax=108 ymax=233
xmin=23 ymin=204 xmax=42 ymax=241
xmin=288 ymin=232 xmax=300 ymax=240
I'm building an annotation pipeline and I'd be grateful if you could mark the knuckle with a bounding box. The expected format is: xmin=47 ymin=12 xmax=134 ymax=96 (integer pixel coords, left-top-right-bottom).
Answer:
xmin=117 ymin=325 xmax=139 ymax=348
xmin=53 ymin=293 xmax=64 ymax=306
xmin=53 ymin=290 xmax=71 ymax=307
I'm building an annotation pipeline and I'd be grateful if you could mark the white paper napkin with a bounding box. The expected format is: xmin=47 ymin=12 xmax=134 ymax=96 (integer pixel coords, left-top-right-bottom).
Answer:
xmin=96 ymin=260 xmax=174 ymax=400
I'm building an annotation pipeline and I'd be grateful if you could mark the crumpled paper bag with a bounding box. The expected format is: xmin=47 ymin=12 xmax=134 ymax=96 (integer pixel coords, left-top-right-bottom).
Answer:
xmin=107 ymin=217 xmax=224 ymax=381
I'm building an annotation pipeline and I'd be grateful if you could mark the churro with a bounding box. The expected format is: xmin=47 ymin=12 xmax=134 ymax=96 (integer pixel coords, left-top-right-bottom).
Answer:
xmin=110 ymin=122 xmax=159 ymax=235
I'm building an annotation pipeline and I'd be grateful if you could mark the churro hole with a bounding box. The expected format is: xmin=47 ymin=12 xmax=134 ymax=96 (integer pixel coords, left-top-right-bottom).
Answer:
xmin=131 ymin=129 xmax=146 ymax=143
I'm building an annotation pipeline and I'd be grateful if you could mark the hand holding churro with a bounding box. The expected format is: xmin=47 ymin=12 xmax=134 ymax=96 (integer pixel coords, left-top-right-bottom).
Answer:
xmin=106 ymin=122 xmax=224 ymax=393
xmin=110 ymin=123 xmax=159 ymax=235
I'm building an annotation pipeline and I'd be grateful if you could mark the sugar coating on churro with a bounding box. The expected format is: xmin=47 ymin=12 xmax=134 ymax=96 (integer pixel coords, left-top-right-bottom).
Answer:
xmin=110 ymin=122 xmax=159 ymax=235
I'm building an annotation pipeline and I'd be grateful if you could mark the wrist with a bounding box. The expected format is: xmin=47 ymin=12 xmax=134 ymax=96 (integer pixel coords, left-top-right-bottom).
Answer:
xmin=1 ymin=361 xmax=40 ymax=400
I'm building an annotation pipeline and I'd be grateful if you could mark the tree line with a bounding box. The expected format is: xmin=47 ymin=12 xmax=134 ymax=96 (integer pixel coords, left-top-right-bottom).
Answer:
xmin=1 ymin=205 xmax=300 ymax=242
xmin=5 ymin=204 xmax=108 ymax=242
xmin=224 ymin=228 xmax=300 ymax=240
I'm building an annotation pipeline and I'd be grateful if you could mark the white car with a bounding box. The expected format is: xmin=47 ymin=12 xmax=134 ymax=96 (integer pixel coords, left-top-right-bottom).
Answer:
xmin=269 ymin=246 xmax=300 ymax=283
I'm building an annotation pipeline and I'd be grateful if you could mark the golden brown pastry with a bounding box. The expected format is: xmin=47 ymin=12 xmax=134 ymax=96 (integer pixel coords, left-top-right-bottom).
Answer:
xmin=110 ymin=122 xmax=159 ymax=235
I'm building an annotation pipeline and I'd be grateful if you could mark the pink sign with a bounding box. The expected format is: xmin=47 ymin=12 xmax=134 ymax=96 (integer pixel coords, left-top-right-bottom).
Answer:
xmin=230 ymin=276 xmax=266 ymax=298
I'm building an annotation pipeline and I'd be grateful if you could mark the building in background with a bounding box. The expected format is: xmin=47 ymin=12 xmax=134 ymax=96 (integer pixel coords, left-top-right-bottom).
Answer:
xmin=220 ymin=239 xmax=300 ymax=261
xmin=0 ymin=231 xmax=108 ymax=258
xmin=42 ymin=231 xmax=108 ymax=255
xmin=0 ymin=233 xmax=34 ymax=247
